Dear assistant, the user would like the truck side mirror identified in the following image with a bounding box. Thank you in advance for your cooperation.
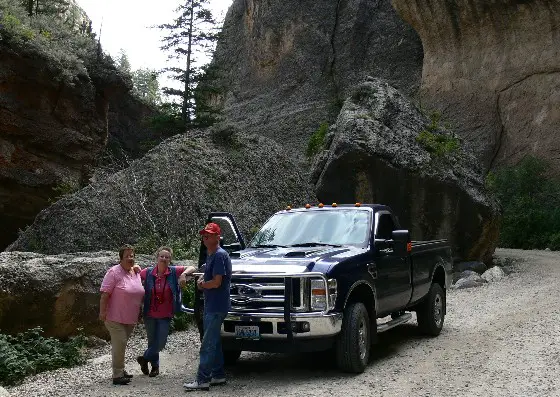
[392,230,410,257]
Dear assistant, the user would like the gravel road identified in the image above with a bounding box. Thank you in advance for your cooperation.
[7,248,560,397]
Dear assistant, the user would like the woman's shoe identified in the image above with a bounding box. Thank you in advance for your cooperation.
[112,376,131,385]
[137,356,149,375]
[149,366,159,377]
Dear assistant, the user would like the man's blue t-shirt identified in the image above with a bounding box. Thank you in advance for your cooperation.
[203,247,232,313]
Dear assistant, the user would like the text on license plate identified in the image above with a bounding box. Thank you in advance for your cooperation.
[234,325,260,339]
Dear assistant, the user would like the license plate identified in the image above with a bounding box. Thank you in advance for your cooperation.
[234,325,260,340]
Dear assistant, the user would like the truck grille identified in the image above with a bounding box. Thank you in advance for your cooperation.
[229,276,304,312]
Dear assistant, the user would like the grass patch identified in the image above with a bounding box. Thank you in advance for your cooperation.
[306,122,329,158]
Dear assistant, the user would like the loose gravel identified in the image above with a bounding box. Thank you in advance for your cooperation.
[7,248,560,397]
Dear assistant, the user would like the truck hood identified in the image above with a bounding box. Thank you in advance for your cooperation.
[229,245,366,274]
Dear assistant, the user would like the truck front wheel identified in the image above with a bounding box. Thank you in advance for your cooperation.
[335,302,370,373]
[416,283,445,336]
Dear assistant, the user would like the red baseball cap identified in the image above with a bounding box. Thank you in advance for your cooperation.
[199,222,221,235]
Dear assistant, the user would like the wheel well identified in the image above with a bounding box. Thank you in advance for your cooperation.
[433,265,446,290]
[345,283,375,324]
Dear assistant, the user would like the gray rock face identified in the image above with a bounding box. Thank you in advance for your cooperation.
[205,0,422,155]
[311,79,500,264]
[0,251,194,338]
[0,43,129,251]
[392,0,560,173]
[7,128,315,254]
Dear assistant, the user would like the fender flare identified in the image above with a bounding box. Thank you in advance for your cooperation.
[343,280,378,314]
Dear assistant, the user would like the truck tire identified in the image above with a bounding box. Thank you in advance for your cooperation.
[223,349,242,365]
[416,283,445,336]
[335,302,371,373]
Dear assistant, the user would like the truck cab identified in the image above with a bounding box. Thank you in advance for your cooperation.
[186,204,452,373]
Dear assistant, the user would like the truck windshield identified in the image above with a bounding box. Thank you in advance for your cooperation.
[249,209,371,248]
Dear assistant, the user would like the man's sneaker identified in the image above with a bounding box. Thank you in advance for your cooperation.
[210,378,227,386]
[183,380,210,391]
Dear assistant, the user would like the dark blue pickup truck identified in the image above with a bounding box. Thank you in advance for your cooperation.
[186,203,453,373]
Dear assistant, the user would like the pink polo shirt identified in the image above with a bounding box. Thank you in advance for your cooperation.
[100,264,145,324]
[140,266,185,319]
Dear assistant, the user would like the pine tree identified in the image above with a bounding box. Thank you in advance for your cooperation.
[132,68,161,105]
[157,0,220,126]
[116,49,132,75]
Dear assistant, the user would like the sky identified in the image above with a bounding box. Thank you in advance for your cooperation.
[77,0,233,88]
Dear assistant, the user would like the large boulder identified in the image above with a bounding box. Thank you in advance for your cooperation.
[311,78,500,264]
[0,42,129,251]
[0,251,194,338]
[202,0,423,155]
[7,127,315,254]
[392,0,560,173]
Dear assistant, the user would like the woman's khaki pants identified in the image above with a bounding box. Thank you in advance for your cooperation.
[105,320,135,378]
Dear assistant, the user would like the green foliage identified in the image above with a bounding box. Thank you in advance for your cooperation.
[416,111,459,157]
[0,327,87,386]
[134,233,199,261]
[306,122,329,158]
[148,102,184,136]
[487,156,560,250]
[0,0,110,84]
[49,180,79,203]
[170,282,197,333]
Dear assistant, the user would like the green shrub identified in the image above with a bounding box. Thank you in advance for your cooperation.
[306,122,329,158]
[170,281,197,333]
[135,234,199,261]
[416,129,459,157]
[0,327,87,386]
[486,156,560,250]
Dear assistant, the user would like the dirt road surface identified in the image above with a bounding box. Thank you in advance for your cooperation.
[8,248,560,397]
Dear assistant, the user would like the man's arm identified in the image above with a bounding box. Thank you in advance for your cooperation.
[197,274,223,289]
[99,292,110,321]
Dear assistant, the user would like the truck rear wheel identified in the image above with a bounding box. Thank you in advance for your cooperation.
[335,302,370,373]
[223,349,242,365]
[416,283,445,336]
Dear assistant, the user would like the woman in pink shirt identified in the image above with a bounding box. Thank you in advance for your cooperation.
[137,246,196,377]
[99,245,145,385]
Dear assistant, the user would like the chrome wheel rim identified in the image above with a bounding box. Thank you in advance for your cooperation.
[434,293,443,327]
[358,318,368,361]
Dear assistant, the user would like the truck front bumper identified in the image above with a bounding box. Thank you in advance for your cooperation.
[221,311,343,339]
[220,311,342,353]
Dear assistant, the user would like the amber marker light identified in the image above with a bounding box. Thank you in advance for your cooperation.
[355,202,361,207]
[332,203,338,207]
[305,204,311,209]
[318,203,324,208]
[286,205,292,211]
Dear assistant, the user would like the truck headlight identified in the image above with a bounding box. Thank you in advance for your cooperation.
[310,279,327,310]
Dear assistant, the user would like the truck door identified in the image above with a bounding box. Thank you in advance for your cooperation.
[373,212,411,315]
[198,212,246,267]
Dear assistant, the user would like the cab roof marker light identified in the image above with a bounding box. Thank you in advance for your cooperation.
[318,203,324,208]
[332,203,338,207]
[286,205,292,211]
[355,202,361,207]
[305,204,311,209]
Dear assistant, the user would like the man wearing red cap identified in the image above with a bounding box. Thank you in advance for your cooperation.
[184,222,232,391]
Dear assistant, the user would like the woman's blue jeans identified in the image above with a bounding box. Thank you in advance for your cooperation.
[143,316,171,367]
[197,312,227,383]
